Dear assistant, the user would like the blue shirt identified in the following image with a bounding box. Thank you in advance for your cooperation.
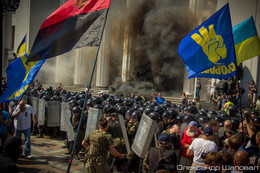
[155,96,165,104]
[222,99,227,107]
[0,111,11,134]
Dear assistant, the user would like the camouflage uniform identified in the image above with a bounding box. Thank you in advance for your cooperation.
[126,121,139,146]
[71,114,85,157]
[84,130,114,173]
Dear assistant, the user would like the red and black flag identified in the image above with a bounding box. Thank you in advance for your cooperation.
[27,0,111,62]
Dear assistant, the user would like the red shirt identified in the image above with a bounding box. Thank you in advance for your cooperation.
[181,129,202,158]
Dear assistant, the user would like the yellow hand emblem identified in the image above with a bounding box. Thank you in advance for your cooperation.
[191,25,226,64]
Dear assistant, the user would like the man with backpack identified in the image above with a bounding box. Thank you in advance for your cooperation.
[146,133,177,173]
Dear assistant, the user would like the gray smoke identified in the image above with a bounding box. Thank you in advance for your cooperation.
[109,0,194,98]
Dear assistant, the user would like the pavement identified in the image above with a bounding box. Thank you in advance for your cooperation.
[17,135,86,173]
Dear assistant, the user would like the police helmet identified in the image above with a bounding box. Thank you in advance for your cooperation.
[214,116,224,123]
[54,96,62,102]
[94,104,103,110]
[107,107,117,114]
[228,106,238,116]
[148,112,160,121]
[162,111,171,119]
[150,102,158,107]
[144,107,154,115]
[187,105,198,114]
[46,86,53,92]
[168,109,178,119]
[231,118,239,130]
[72,106,81,114]
[131,111,141,120]
[103,104,113,114]
[117,106,127,115]
[86,99,93,107]
[77,99,84,107]
[198,111,207,117]
[42,95,50,101]
[134,96,142,102]
[198,116,209,127]
[53,90,60,96]
[138,107,145,114]
[183,115,195,123]
[69,99,78,107]
[154,106,164,116]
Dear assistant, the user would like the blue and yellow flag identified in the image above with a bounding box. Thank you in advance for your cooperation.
[191,16,260,79]
[0,53,46,103]
[178,4,237,79]
[233,16,260,65]
[16,35,26,57]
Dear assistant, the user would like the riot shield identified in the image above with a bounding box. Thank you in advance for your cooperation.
[118,114,131,154]
[60,102,69,131]
[29,97,39,121]
[131,113,157,158]
[60,102,74,141]
[46,101,61,127]
[84,107,102,138]
[38,99,46,126]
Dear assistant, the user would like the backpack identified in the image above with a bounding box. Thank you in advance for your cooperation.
[155,148,175,172]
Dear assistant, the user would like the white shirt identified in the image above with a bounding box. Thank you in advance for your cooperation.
[210,85,216,94]
[189,138,217,165]
[13,104,36,130]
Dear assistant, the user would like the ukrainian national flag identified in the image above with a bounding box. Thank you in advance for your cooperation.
[16,35,26,57]
[0,53,46,103]
[178,4,237,79]
[233,16,260,65]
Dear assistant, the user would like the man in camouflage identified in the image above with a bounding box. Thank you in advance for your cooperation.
[71,106,86,160]
[126,113,139,146]
[82,119,125,173]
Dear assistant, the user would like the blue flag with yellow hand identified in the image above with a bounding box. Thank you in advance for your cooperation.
[0,53,46,103]
[178,4,237,79]
[192,16,260,79]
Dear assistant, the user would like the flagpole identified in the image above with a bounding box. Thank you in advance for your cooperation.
[226,3,245,140]
[66,4,111,173]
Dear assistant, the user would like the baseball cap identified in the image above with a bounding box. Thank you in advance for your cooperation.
[158,133,171,144]
[203,126,213,136]
[189,121,198,127]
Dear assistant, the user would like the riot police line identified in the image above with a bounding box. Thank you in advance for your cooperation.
[21,86,260,173]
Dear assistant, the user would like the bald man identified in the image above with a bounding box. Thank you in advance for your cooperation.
[12,101,37,159]
[233,151,249,172]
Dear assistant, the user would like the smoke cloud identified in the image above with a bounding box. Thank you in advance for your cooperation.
[109,0,194,98]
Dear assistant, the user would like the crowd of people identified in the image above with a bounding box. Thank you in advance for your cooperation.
[0,79,260,173]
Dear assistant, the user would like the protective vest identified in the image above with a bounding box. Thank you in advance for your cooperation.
[88,130,109,158]
[224,102,234,113]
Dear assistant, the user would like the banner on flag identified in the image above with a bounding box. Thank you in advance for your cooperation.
[27,0,111,62]
[178,4,237,79]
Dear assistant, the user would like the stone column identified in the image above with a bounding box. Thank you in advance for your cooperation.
[95,33,109,88]
[121,0,132,82]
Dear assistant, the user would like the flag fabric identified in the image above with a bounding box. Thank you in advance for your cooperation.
[0,53,46,103]
[178,4,237,79]
[27,0,111,62]
[191,16,260,79]
[16,34,26,57]
[233,16,260,65]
